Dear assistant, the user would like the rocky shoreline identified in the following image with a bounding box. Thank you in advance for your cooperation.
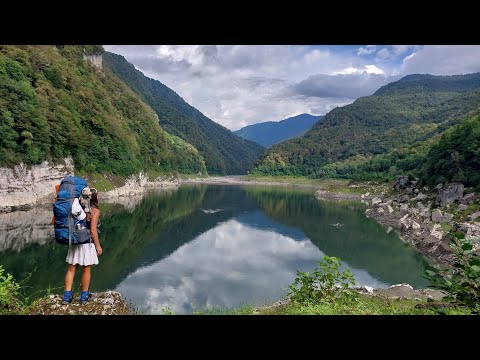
[315,176,480,266]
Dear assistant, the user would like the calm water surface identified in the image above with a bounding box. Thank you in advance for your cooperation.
[0,184,430,314]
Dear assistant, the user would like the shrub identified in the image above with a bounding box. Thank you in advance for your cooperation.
[288,256,356,304]
[426,234,480,308]
[0,265,21,314]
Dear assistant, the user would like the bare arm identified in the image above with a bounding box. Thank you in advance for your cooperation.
[90,208,102,255]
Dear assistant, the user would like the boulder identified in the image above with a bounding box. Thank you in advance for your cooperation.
[394,175,410,192]
[457,204,468,211]
[461,193,476,205]
[399,195,410,203]
[431,209,443,222]
[436,183,464,206]
[442,213,453,223]
[413,193,427,201]
[469,212,480,221]
[371,197,382,205]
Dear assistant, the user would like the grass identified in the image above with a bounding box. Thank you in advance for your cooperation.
[75,171,125,192]
[440,223,453,232]
[197,294,473,315]
[245,175,389,195]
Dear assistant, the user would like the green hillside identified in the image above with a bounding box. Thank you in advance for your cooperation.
[253,73,480,179]
[0,45,206,175]
[103,52,265,175]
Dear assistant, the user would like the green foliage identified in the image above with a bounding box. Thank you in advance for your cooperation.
[254,73,480,182]
[0,265,21,314]
[103,52,265,175]
[0,45,206,176]
[288,256,356,304]
[425,235,480,308]
[420,115,480,188]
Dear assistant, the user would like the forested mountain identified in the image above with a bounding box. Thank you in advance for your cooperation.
[235,113,321,147]
[419,114,480,187]
[103,52,265,175]
[0,45,206,175]
[253,73,480,181]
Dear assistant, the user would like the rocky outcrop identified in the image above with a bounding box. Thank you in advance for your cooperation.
[436,183,464,206]
[100,172,180,202]
[83,53,103,69]
[0,158,74,213]
[28,291,132,315]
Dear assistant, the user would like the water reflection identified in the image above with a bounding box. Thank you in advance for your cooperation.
[0,184,430,312]
[116,215,388,314]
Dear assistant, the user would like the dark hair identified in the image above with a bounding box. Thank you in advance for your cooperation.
[90,190,99,209]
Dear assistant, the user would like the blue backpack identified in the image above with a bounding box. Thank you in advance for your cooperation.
[53,176,91,245]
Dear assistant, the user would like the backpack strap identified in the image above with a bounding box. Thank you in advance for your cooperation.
[68,186,73,249]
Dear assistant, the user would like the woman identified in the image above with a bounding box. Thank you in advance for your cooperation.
[62,188,103,303]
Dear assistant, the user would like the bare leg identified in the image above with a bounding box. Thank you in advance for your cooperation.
[64,264,77,291]
[80,265,92,292]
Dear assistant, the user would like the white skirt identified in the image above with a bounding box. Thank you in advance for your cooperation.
[66,243,99,266]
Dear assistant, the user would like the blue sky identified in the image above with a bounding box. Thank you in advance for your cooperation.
[104,45,480,130]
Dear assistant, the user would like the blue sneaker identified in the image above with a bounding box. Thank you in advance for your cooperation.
[63,290,73,304]
[80,291,97,303]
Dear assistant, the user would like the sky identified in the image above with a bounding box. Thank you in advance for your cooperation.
[104,45,480,131]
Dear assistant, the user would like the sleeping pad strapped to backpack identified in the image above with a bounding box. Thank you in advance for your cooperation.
[53,176,91,245]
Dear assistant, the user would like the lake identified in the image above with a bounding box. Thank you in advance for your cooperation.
[0,184,430,314]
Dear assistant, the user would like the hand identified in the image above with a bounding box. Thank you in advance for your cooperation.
[96,245,103,256]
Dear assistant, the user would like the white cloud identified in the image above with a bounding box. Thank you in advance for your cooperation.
[376,47,391,60]
[293,72,397,99]
[357,45,376,55]
[399,45,480,75]
[115,219,386,314]
[104,45,480,130]
[333,64,384,75]
[391,45,413,56]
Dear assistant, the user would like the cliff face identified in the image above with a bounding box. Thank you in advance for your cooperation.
[83,53,103,69]
[0,158,74,213]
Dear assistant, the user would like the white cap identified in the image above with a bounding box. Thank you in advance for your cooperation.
[71,198,86,221]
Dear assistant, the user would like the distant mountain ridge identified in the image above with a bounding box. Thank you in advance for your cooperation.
[103,52,265,175]
[235,113,321,147]
[253,72,480,178]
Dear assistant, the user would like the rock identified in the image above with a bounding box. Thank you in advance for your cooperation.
[399,195,410,203]
[364,286,374,294]
[413,193,427,201]
[436,183,444,191]
[387,205,394,214]
[432,209,443,222]
[436,183,464,206]
[423,186,430,192]
[27,291,131,315]
[394,175,410,192]
[377,207,385,214]
[400,204,409,212]
[462,193,475,204]
[414,188,419,194]
[458,204,468,211]
[469,212,480,221]
[411,221,421,230]
[389,283,414,290]
[430,224,444,240]
[420,210,431,218]
[442,213,453,223]
[365,192,370,197]
[371,197,382,205]
[387,226,393,234]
